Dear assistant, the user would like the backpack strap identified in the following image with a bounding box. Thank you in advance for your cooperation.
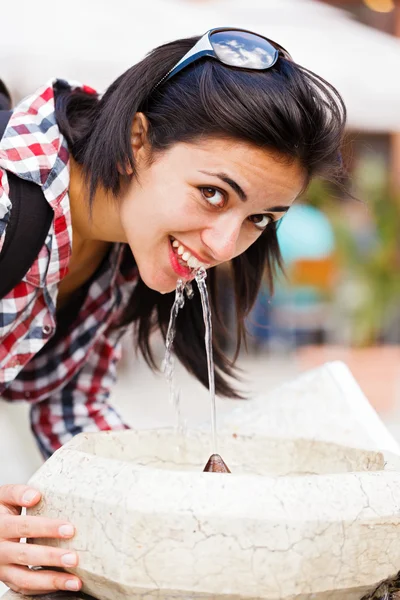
[0,110,54,299]
[0,110,12,133]
[0,80,11,111]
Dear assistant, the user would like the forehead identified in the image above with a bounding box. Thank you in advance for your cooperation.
[174,137,306,203]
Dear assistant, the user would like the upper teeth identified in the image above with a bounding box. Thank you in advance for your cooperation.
[171,238,206,270]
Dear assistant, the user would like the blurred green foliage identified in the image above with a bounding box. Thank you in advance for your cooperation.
[305,179,400,346]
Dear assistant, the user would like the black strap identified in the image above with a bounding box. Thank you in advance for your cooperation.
[0,110,54,299]
[0,80,11,111]
[0,110,12,134]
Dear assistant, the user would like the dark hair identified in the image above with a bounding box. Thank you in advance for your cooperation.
[55,35,346,397]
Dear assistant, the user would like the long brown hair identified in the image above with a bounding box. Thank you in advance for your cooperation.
[55,35,346,397]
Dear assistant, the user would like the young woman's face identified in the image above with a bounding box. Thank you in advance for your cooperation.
[119,137,305,293]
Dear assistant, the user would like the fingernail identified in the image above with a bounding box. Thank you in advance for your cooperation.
[65,580,80,591]
[22,490,39,504]
[59,524,75,538]
[61,553,77,567]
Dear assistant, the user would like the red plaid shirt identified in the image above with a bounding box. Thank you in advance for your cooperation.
[0,80,138,458]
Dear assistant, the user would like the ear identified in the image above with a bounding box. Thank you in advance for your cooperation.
[126,112,150,174]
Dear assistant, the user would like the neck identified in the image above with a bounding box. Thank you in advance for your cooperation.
[68,157,127,247]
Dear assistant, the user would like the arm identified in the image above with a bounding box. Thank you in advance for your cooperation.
[30,329,130,459]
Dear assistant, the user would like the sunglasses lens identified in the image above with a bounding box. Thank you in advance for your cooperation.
[210,30,279,70]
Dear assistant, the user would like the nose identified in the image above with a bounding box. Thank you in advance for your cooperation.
[201,215,242,263]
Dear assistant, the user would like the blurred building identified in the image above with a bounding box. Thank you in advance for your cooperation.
[321,0,396,32]
[320,0,400,192]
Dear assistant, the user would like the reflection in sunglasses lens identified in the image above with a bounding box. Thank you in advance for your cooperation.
[210,31,278,69]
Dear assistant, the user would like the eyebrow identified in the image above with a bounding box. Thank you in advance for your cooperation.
[198,170,248,201]
[268,205,290,213]
[198,170,291,213]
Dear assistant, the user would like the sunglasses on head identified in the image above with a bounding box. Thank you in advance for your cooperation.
[153,27,292,91]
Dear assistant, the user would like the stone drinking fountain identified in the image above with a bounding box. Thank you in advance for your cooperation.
[4,361,400,600]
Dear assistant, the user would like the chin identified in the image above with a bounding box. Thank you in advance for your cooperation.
[138,266,177,295]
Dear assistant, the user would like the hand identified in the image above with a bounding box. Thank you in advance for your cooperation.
[0,484,82,596]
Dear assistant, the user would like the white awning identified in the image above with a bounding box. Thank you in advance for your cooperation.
[0,0,211,97]
[1,0,399,132]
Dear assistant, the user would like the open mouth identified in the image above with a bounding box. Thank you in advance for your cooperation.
[169,236,208,271]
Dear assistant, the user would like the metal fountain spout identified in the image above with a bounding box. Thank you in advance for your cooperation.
[203,453,231,473]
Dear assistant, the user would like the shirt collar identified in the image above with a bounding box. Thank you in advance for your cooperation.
[0,78,87,208]
[0,79,96,282]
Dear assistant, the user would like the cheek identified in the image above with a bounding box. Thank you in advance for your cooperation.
[232,227,262,258]
[121,176,208,240]
[164,191,205,229]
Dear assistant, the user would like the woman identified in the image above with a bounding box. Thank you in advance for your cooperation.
[0,29,345,595]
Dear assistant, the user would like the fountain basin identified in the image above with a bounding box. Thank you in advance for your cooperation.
[26,362,400,600]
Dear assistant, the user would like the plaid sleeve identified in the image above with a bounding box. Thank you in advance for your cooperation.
[29,328,130,459]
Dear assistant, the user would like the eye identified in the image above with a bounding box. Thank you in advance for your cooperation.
[248,214,272,231]
[200,187,226,209]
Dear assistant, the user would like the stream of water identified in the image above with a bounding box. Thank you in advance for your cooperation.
[162,279,186,437]
[163,269,218,455]
[194,267,218,455]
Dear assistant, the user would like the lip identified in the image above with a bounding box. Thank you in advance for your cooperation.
[171,237,211,266]
[168,241,194,279]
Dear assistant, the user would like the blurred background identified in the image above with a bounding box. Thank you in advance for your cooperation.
[1,0,400,484]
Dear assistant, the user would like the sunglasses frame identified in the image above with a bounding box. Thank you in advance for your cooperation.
[154,27,292,91]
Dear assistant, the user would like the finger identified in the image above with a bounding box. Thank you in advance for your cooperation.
[0,541,79,569]
[0,485,41,511]
[0,564,82,595]
[0,515,75,541]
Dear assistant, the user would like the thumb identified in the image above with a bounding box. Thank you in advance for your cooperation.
[0,485,41,509]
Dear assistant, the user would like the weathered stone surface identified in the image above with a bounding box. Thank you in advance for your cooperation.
[3,593,85,599]
[216,361,400,469]
[22,361,400,600]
